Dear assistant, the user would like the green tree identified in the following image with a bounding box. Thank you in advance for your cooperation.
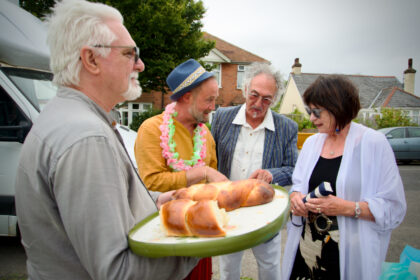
[374,107,418,129]
[20,0,55,18]
[21,0,215,109]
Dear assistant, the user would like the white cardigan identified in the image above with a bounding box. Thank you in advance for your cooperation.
[282,122,407,280]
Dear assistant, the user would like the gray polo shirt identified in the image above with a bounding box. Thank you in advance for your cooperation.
[15,87,197,279]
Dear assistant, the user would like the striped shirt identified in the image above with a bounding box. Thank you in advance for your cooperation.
[211,105,298,186]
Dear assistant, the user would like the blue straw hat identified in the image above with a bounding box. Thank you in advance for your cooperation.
[166,59,214,101]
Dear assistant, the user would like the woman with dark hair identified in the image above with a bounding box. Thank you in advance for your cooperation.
[282,75,406,280]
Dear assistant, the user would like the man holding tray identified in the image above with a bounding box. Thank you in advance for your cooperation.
[135,59,228,279]
[15,0,198,279]
[211,62,298,280]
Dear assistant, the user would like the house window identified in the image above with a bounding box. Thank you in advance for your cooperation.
[208,63,221,87]
[237,65,246,89]
[143,103,152,111]
[118,102,153,126]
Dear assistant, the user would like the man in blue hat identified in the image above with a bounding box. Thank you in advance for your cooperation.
[135,58,227,191]
[134,59,228,279]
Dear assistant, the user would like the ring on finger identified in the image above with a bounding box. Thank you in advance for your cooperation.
[317,207,321,214]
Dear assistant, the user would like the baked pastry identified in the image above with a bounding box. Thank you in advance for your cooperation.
[172,179,275,211]
[160,199,228,237]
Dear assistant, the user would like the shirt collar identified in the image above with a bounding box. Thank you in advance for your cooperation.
[232,104,275,131]
[58,86,116,127]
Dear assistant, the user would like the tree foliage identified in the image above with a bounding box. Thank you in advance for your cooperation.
[20,0,55,18]
[374,108,418,129]
[21,0,215,108]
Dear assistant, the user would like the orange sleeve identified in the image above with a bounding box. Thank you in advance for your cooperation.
[134,115,187,192]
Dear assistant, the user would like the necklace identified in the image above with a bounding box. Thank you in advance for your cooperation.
[159,102,207,171]
[326,136,337,156]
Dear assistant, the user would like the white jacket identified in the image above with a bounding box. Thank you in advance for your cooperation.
[282,122,407,280]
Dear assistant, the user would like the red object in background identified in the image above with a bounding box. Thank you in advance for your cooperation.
[183,257,212,280]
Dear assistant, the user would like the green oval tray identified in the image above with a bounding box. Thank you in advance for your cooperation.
[128,185,290,258]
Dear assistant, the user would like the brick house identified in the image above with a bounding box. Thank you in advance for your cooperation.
[117,32,269,126]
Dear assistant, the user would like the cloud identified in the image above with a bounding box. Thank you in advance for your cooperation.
[202,0,420,96]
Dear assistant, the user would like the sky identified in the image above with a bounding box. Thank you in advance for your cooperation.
[201,0,420,96]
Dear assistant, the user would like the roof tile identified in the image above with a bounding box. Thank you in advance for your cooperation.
[203,32,269,64]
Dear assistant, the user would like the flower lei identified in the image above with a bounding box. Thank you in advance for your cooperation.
[159,102,207,171]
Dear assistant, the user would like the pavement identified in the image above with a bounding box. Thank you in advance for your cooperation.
[211,225,288,280]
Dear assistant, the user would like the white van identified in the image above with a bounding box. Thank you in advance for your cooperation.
[0,1,138,237]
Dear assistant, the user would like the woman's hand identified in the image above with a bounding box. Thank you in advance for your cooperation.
[305,195,353,216]
[290,191,308,217]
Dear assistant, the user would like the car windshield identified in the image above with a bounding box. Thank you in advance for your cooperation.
[2,67,57,112]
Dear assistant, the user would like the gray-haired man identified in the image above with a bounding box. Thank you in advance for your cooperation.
[211,62,298,280]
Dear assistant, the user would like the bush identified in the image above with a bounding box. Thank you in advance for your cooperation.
[374,108,418,129]
[129,108,163,132]
[285,109,316,131]
[205,122,211,131]
[356,108,419,129]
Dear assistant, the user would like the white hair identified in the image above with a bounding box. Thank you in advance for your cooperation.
[242,62,284,106]
[46,0,123,86]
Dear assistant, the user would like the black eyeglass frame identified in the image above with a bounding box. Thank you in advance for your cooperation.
[305,106,325,118]
[93,45,139,63]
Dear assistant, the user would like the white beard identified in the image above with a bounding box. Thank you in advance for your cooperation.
[122,74,142,101]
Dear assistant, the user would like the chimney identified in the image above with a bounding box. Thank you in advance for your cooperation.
[403,58,416,95]
[292,58,302,75]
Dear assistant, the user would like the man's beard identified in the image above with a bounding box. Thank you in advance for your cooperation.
[250,105,263,119]
[189,104,208,123]
[122,73,142,101]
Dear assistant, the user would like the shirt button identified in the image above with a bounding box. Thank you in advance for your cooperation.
[250,133,253,136]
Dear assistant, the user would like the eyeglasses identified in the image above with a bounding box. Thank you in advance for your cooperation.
[248,91,274,106]
[305,106,325,118]
[93,45,139,63]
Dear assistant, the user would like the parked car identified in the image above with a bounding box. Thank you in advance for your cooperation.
[378,126,420,162]
[0,1,138,237]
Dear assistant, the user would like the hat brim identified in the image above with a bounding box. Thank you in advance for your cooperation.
[170,72,214,101]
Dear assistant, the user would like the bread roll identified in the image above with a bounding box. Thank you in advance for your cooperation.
[160,199,228,237]
[172,179,275,212]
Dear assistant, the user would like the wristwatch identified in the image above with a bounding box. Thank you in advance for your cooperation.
[354,202,361,219]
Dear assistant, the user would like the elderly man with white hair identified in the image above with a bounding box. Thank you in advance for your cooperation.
[211,62,298,280]
[15,0,198,279]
